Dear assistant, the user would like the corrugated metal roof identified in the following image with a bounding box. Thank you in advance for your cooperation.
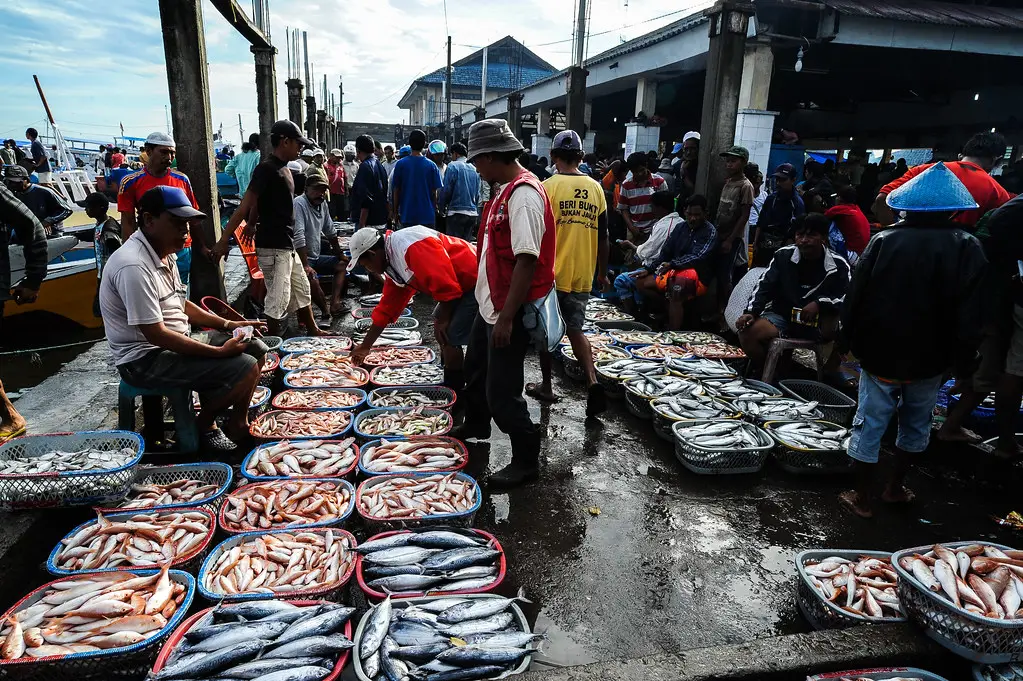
[825,0,1023,30]
[418,64,555,91]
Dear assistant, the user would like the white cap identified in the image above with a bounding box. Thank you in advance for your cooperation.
[682,131,701,143]
[287,160,303,171]
[347,228,383,272]
[300,148,315,158]
[344,143,357,154]
[146,131,176,147]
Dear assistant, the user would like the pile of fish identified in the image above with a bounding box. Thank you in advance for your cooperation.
[287,366,369,388]
[836,677,925,681]
[608,330,671,346]
[624,374,704,399]
[0,447,137,475]
[250,385,271,407]
[357,593,541,681]
[283,337,354,353]
[372,364,445,386]
[117,477,221,510]
[262,352,280,374]
[560,332,614,348]
[360,293,384,306]
[201,529,356,597]
[803,554,902,619]
[221,480,353,532]
[371,389,453,409]
[359,474,478,520]
[358,408,452,437]
[978,664,1023,681]
[629,344,692,361]
[354,328,424,347]
[357,529,502,595]
[250,409,352,439]
[733,398,821,420]
[281,350,354,372]
[273,389,364,410]
[769,421,848,451]
[673,420,768,450]
[704,379,777,401]
[153,601,354,681]
[0,567,186,660]
[52,510,211,571]
[899,543,1023,620]
[244,439,358,478]
[584,308,634,322]
[561,345,631,363]
[666,356,737,380]
[685,341,746,359]
[667,331,725,346]
[596,358,668,382]
[652,395,736,421]
[361,439,465,474]
[364,347,434,366]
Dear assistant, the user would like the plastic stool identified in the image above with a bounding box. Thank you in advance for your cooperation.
[117,381,200,453]
[760,338,824,384]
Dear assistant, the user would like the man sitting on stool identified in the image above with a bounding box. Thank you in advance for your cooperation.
[100,186,268,451]
[736,213,850,372]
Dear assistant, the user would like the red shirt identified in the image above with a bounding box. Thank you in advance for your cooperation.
[118,168,200,247]
[325,160,346,195]
[881,161,1013,228]
[825,203,871,254]
[110,152,125,167]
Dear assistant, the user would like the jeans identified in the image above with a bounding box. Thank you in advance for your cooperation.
[614,269,645,304]
[847,371,944,464]
[446,213,478,241]
[462,311,537,437]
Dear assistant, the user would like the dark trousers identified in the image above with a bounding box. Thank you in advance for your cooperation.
[446,213,478,241]
[462,310,536,437]
[329,195,348,222]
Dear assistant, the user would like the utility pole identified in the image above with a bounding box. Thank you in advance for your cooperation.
[303,31,316,142]
[446,36,453,144]
[480,47,488,119]
[286,28,304,128]
[316,74,327,145]
[238,114,243,143]
[566,0,589,135]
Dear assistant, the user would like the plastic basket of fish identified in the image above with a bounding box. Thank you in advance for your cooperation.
[671,419,773,475]
[241,438,360,481]
[625,344,693,363]
[356,472,482,532]
[193,386,272,420]
[280,350,354,373]
[272,387,367,411]
[369,364,445,387]
[363,346,437,367]
[559,344,631,382]
[219,478,356,534]
[249,408,354,442]
[766,420,851,475]
[46,508,216,576]
[359,437,468,476]
[367,386,457,410]
[150,600,354,681]
[260,352,280,387]
[354,317,420,332]
[974,663,1023,681]
[0,430,144,511]
[666,356,738,381]
[352,593,539,681]
[354,407,453,440]
[731,397,825,425]
[684,341,747,365]
[280,335,354,354]
[197,527,358,603]
[666,331,727,347]
[0,568,195,681]
[284,366,371,389]
[703,378,783,400]
[608,330,671,347]
[780,379,857,427]
[353,306,411,320]
[623,374,706,420]
[355,528,506,601]
[892,541,1023,663]
[795,550,906,631]
[650,394,740,440]
[260,335,284,352]
[806,668,949,681]
[595,358,668,399]
[354,327,424,348]
[592,320,651,331]
[98,461,233,515]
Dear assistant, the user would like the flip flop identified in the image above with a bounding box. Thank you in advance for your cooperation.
[0,425,26,444]
[525,382,560,403]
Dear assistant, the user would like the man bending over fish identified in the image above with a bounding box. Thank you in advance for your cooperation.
[100,186,268,451]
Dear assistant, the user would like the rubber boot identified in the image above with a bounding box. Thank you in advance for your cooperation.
[449,421,492,441]
[444,369,466,412]
[489,429,541,489]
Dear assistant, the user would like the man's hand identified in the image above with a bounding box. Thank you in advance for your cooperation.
[736,313,755,331]
[800,301,820,325]
[211,240,231,261]
[351,345,370,365]
[434,317,450,347]
[218,336,249,357]
[225,319,268,334]
[305,265,316,278]
[12,285,38,305]
[492,315,513,349]
[720,236,734,254]
[597,274,610,291]
[241,220,256,242]
[198,246,214,261]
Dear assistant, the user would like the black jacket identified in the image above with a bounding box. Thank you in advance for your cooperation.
[976,194,1023,327]
[842,220,988,381]
[0,184,48,300]
[746,245,851,317]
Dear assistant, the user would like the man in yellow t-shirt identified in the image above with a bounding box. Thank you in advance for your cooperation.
[525,130,609,417]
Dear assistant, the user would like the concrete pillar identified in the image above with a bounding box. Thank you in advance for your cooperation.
[584,102,593,129]
[625,122,660,158]
[635,77,657,117]
[738,41,773,111]
[531,135,552,160]
[537,108,551,136]
[566,65,588,134]
[305,96,316,143]
[251,46,278,159]
[316,111,327,148]
[734,109,778,178]
[507,93,524,142]
[158,0,224,303]
[696,0,755,211]
[286,78,304,131]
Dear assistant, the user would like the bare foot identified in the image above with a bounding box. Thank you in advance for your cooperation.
[937,426,983,443]
[881,486,915,504]
[525,382,559,403]
[305,326,330,337]
[839,490,873,518]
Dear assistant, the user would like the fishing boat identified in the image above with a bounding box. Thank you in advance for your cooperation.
[6,228,100,329]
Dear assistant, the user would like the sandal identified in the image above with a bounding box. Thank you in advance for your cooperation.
[525,382,559,403]
[202,429,237,452]
[0,425,26,444]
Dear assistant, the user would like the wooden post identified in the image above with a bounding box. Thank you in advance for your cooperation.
[251,46,278,158]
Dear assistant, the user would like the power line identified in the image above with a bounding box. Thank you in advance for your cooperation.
[531,7,690,48]
[346,43,448,110]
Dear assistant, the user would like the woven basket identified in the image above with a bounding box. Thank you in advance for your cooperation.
[355,472,481,533]
[283,367,370,389]
[795,549,905,630]
[353,407,452,440]
[280,336,354,354]
[239,439,360,482]
[271,388,367,411]
[260,352,280,387]
[354,317,420,332]
[218,478,355,534]
[358,436,468,476]
[367,386,456,410]
[672,419,772,475]
[779,379,857,427]
[765,420,852,475]
[98,462,233,515]
[650,398,740,441]
[352,306,411,319]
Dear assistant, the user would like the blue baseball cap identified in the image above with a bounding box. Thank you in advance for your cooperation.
[139,186,206,219]
[428,139,447,155]
[672,142,684,154]
[886,161,979,212]
[398,145,411,158]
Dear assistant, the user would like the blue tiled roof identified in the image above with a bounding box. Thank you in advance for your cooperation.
[418,64,554,91]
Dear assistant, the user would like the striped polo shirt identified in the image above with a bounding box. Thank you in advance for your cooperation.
[617,174,667,234]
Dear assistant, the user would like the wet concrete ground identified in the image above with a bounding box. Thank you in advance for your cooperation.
[3,280,1022,678]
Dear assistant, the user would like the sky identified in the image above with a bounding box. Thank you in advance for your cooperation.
[0,0,708,145]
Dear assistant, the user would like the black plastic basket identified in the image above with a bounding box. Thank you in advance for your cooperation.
[779,379,857,427]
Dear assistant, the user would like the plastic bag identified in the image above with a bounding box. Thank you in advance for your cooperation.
[521,285,565,354]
